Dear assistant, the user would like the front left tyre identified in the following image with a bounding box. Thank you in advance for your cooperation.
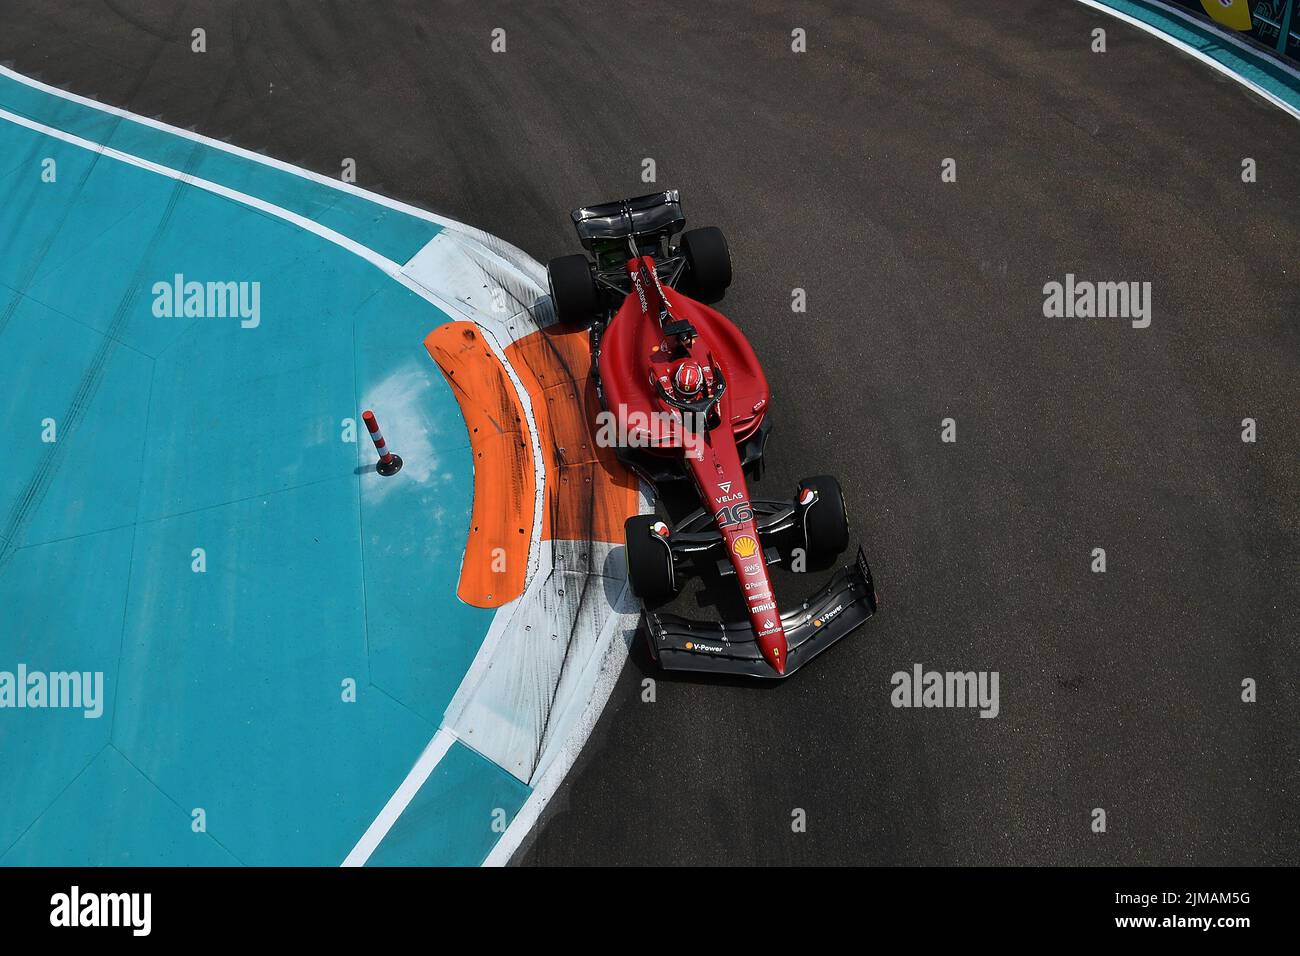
[547,253,598,324]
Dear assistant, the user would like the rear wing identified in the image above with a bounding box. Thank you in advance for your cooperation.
[571,190,685,253]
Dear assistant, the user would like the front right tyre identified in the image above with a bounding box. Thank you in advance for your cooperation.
[624,515,678,602]
[798,475,850,561]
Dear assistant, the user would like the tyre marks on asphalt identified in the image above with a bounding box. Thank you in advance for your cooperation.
[0,14,236,568]
[505,321,641,546]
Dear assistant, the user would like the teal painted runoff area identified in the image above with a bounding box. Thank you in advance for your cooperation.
[367,740,531,867]
[0,71,522,865]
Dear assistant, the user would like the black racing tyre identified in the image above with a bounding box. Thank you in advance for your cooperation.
[799,475,850,560]
[680,226,732,297]
[625,515,677,602]
[547,253,598,324]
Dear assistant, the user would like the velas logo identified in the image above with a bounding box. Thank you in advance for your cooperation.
[714,480,742,504]
[732,535,758,558]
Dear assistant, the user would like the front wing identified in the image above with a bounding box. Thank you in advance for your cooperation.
[645,548,878,678]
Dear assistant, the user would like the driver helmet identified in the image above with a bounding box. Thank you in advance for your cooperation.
[673,360,705,398]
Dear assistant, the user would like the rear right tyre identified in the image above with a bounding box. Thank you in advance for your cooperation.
[680,226,732,298]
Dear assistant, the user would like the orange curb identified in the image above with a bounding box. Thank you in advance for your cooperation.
[427,320,642,609]
[425,322,534,608]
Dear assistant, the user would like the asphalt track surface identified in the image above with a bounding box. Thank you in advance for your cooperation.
[2,0,1296,865]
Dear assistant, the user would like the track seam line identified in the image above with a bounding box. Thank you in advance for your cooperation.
[108,743,250,866]
[0,743,111,864]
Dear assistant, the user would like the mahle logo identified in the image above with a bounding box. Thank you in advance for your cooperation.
[152,273,261,328]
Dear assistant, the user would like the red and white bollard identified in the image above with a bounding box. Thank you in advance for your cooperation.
[362,409,403,476]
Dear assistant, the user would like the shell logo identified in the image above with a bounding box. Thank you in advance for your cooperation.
[685,642,694,650]
[732,535,758,559]
[1200,0,1251,31]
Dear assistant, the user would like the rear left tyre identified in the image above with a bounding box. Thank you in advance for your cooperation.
[547,253,598,324]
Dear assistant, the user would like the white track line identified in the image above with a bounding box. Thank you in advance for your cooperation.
[342,728,457,867]
[0,64,547,285]
[1071,0,1300,120]
[2,64,465,227]
[0,106,409,273]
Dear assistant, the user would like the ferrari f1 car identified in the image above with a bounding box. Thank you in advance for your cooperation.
[547,190,878,678]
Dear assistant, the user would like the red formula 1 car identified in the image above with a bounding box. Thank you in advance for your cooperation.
[547,190,877,678]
